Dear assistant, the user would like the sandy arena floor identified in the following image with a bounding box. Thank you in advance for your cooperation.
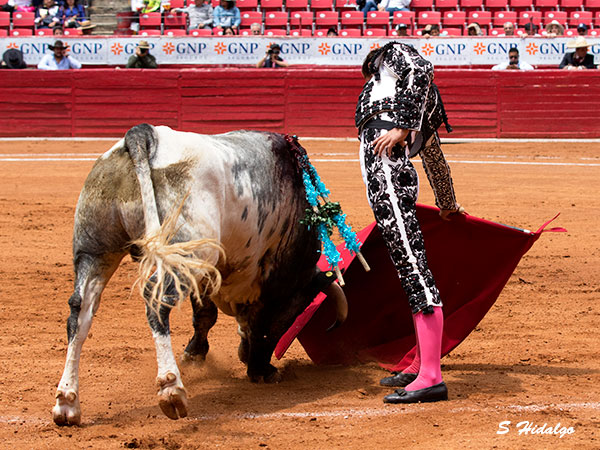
[0,138,598,449]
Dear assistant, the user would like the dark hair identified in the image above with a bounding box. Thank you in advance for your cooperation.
[361,41,398,80]
[509,47,519,55]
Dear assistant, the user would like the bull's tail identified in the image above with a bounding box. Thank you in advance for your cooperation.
[125,124,223,315]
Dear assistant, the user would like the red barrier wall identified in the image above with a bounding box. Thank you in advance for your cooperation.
[1,69,599,138]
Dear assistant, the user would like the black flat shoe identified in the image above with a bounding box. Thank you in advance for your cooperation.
[379,372,418,387]
[383,382,448,404]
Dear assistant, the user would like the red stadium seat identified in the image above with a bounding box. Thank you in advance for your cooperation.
[340,27,361,35]
[493,10,517,27]
[569,10,593,27]
[392,10,415,28]
[261,0,284,11]
[264,10,288,26]
[560,0,584,13]
[286,0,309,10]
[310,0,334,10]
[237,0,259,10]
[35,28,53,36]
[441,26,462,35]
[443,10,466,27]
[460,0,484,14]
[366,10,390,29]
[589,28,600,36]
[169,0,185,8]
[0,11,9,30]
[563,27,578,35]
[315,10,338,26]
[12,11,34,28]
[410,0,434,12]
[518,10,542,26]
[587,0,600,10]
[364,27,387,36]
[139,12,162,29]
[534,0,559,13]
[485,0,508,12]
[334,0,358,10]
[265,27,288,35]
[468,10,492,27]
[164,11,188,29]
[240,11,263,26]
[596,10,600,27]
[289,10,313,26]
[340,10,364,28]
[544,10,567,25]
[509,0,534,12]
[488,27,504,35]
[290,27,313,35]
[164,28,187,35]
[140,29,161,35]
[0,29,7,37]
[10,28,33,36]
[418,10,441,26]
[190,28,213,35]
[63,28,82,35]
[436,0,459,11]
[389,27,413,36]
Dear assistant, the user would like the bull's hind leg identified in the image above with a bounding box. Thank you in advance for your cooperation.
[181,294,218,363]
[53,253,121,426]
[145,278,189,420]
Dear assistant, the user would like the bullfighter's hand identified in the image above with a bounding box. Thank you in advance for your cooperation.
[373,128,409,157]
[440,204,466,221]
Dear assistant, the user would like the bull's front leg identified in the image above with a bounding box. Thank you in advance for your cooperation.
[146,293,188,420]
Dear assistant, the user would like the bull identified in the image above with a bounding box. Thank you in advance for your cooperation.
[52,124,348,426]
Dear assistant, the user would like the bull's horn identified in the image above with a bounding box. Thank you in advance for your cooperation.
[356,251,370,272]
[324,282,348,332]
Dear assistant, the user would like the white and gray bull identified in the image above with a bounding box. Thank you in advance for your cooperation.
[52,124,347,426]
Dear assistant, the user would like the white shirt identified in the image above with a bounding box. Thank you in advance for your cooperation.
[380,0,411,9]
[37,54,82,70]
[491,60,534,71]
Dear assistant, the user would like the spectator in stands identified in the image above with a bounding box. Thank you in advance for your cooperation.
[395,23,408,36]
[53,25,63,35]
[35,0,61,29]
[79,20,96,34]
[256,43,289,68]
[223,25,236,35]
[327,27,338,37]
[1,0,35,13]
[1,48,27,69]
[213,0,241,31]
[126,40,158,68]
[422,24,440,38]
[358,0,379,17]
[37,40,81,70]
[492,48,534,70]
[250,22,261,35]
[544,19,564,37]
[173,0,213,31]
[501,22,515,36]
[59,0,86,28]
[377,0,410,14]
[577,23,588,36]
[559,36,597,70]
[141,0,161,13]
[466,22,482,36]
[521,22,539,37]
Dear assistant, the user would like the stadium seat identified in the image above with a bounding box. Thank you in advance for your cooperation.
[264,10,288,26]
[560,0,584,13]
[241,11,263,27]
[493,10,517,27]
[596,10,600,27]
[261,0,284,11]
[340,10,364,28]
[139,12,162,30]
[0,11,9,30]
[237,0,259,10]
[389,27,413,36]
[169,0,185,8]
[164,11,187,29]
[315,10,338,27]
[35,28,53,36]
[509,0,534,12]
[589,28,599,36]
[364,27,387,36]
[534,0,559,13]
[366,10,390,29]
[485,0,508,12]
[289,10,314,26]
[190,28,213,35]
[488,26,504,35]
[563,27,577,35]
[443,10,466,27]
[265,27,288,35]
[140,29,161,35]
[587,0,600,11]
[12,11,35,29]
[441,27,462,35]
[518,10,542,26]
[468,10,492,28]
[10,28,34,36]
[435,0,459,11]
[340,27,361,35]
[63,28,82,35]
[290,27,313,35]
[165,28,187,36]
[460,0,484,14]
[334,0,358,10]
[569,10,593,27]
[392,10,415,28]
[0,29,7,37]
[418,11,441,26]
[310,0,334,10]
[286,0,309,11]
[543,10,567,25]
[410,0,433,12]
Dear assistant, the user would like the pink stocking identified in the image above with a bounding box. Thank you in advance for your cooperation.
[405,307,443,391]
[401,315,420,374]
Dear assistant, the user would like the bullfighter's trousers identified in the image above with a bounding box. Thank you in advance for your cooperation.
[359,127,443,315]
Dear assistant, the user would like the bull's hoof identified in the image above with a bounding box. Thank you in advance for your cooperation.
[156,372,188,420]
[52,389,81,426]
[181,351,206,365]
[264,370,282,384]
[248,365,281,384]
